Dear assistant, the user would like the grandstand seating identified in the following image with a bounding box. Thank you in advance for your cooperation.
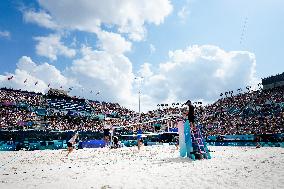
[0,85,283,148]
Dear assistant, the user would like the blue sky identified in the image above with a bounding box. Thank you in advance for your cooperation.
[0,0,283,111]
[130,0,284,78]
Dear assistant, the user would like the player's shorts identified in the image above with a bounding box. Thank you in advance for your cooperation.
[104,129,110,136]
[188,116,195,123]
[67,142,73,147]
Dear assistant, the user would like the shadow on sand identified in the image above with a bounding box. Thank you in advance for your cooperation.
[153,157,193,165]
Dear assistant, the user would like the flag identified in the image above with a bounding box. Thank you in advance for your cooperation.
[35,81,38,85]
[7,76,14,80]
[48,83,50,87]
[96,91,100,95]
[24,79,27,83]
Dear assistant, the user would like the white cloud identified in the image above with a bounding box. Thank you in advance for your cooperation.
[34,34,76,61]
[34,0,173,41]
[65,30,135,107]
[23,10,59,30]
[0,30,11,39]
[149,44,156,54]
[138,63,153,78]
[139,45,258,110]
[69,45,136,108]
[177,1,191,23]
[0,56,69,93]
[97,30,132,54]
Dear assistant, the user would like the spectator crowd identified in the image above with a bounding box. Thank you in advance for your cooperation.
[0,85,283,137]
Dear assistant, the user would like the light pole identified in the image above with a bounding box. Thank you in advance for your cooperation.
[135,76,144,113]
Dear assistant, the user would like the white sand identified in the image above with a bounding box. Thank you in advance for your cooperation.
[0,146,283,189]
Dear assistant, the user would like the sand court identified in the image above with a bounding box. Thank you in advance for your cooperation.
[0,146,283,189]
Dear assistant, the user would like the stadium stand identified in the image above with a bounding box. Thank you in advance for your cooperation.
[0,84,283,149]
